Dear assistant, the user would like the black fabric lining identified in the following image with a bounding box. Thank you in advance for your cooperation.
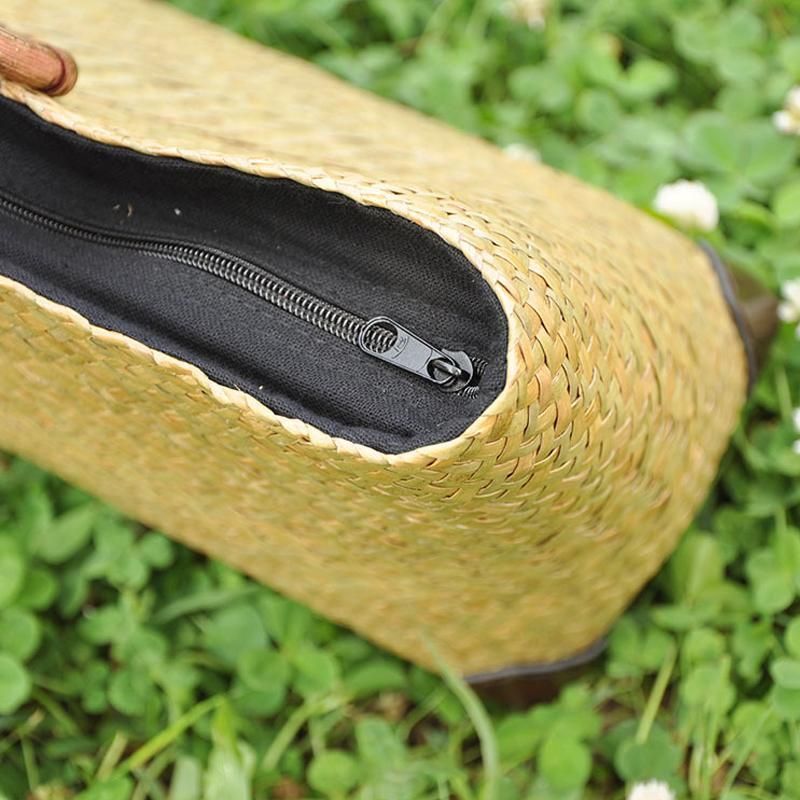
[0,97,507,454]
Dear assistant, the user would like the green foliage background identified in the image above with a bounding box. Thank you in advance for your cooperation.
[3,0,800,797]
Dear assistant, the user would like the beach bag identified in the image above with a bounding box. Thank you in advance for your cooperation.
[0,0,753,679]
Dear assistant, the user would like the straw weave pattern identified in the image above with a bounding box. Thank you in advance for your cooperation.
[0,0,746,673]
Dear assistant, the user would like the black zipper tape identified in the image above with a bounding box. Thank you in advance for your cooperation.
[0,190,482,395]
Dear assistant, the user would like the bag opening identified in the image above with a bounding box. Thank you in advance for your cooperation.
[0,96,508,454]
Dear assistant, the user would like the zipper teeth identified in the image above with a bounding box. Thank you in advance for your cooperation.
[461,358,487,398]
[0,194,397,354]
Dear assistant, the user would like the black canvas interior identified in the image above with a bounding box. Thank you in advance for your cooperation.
[0,97,508,454]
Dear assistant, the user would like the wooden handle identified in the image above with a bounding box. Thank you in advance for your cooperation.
[0,24,77,96]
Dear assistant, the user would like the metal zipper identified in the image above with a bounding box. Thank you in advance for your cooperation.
[0,192,484,394]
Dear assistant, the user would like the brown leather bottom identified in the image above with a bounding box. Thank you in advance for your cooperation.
[467,637,606,706]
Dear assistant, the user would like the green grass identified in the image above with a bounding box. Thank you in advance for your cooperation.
[3,0,800,797]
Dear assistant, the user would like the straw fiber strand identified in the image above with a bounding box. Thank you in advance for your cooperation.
[0,0,746,674]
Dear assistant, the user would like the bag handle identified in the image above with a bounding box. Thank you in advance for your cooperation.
[0,24,78,96]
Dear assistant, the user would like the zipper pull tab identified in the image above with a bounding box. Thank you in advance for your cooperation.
[358,317,476,392]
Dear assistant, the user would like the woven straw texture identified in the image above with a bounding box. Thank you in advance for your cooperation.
[0,0,747,675]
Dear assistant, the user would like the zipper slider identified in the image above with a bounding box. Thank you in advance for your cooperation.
[358,317,476,392]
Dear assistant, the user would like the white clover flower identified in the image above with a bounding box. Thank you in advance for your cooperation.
[773,110,799,134]
[504,142,541,163]
[627,780,676,800]
[778,278,800,324]
[653,180,719,232]
[503,0,549,29]
[773,86,800,135]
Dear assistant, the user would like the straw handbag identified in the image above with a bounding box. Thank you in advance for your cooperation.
[0,0,756,679]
